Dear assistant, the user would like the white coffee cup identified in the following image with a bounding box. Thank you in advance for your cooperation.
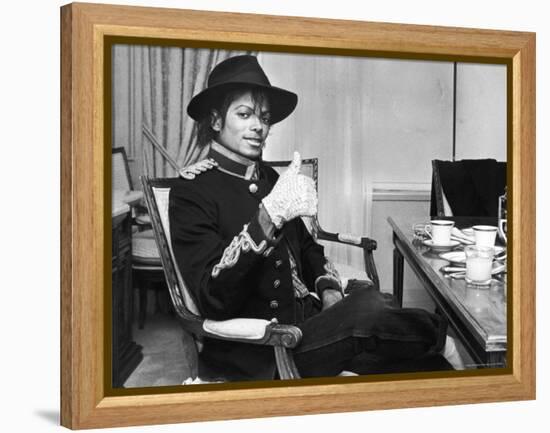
[425,220,454,245]
[473,225,498,248]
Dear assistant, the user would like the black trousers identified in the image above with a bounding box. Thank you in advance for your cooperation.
[292,283,452,378]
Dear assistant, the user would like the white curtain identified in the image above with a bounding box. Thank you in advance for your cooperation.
[259,53,374,270]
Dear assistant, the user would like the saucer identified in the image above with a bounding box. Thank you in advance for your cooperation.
[439,251,466,265]
[422,239,460,251]
[493,246,505,255]
[439,247,505,265]
[462,227,474,237]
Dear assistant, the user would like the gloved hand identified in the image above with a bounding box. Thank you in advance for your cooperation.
[262,151,318,229]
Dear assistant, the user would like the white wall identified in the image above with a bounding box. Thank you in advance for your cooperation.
[456,63,507,160]
[260,53,505,188]
[260,54,457,185]
[3,1,547,433]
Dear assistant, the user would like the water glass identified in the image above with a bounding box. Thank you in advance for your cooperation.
[465,245,494,286]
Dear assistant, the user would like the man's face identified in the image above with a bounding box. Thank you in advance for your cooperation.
[212,91,271,161]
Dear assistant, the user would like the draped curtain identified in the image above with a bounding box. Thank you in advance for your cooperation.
[112,45,254,178]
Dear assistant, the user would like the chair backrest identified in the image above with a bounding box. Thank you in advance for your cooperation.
[112,147,133,191]
[265,158,320,237]
[430,159,507,217]
[265,158,318,190]
[140,176,203,325]
[430,160,452,217]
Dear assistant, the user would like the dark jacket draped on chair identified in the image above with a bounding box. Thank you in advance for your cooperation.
[430,159,507,217]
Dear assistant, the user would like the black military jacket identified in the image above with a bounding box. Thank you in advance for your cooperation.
[169,147,329,381]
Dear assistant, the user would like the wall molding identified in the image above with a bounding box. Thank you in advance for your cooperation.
[372,182,431,201]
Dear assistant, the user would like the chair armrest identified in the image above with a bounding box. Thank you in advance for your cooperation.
[134,214,151,226]
[200,318,302,348]
[203,318,271,340]
[177,313,303,380]
[316,223,380,291]
[317,228,377,251]
[201,317,303,379]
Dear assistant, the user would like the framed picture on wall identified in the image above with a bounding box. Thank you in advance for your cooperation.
[61,3,535,429]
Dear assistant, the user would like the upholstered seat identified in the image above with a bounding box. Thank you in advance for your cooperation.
[132,229,160,264]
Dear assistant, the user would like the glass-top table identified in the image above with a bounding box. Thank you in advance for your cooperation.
[387,216,507,369]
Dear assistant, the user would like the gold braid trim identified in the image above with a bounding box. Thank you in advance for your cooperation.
[212,224,268,278]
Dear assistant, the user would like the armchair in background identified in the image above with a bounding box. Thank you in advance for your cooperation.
[112,147,151,228]
[430,159,507,218]
[112,147,166,329]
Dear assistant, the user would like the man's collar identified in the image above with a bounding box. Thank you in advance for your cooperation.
[208,141,260,180]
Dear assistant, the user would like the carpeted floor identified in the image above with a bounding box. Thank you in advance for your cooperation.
[124,314,196,388]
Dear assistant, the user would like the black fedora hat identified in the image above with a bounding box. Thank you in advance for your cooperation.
[187,55,298,125]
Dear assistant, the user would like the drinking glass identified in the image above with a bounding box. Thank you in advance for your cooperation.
[465,245,494,286]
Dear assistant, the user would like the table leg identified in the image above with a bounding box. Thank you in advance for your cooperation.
[486,352,507,369]
[393,247,404,307]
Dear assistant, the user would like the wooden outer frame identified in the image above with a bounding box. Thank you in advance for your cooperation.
[60,2,535,429]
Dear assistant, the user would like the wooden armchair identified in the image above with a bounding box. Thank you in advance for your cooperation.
[141,176,303,381]
[266,158,380,291]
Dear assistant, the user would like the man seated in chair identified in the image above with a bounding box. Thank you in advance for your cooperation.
[170,55,463,382]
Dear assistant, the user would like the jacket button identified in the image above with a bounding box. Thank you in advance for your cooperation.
[275,259,283,268]
[273,279,281,288]
[249,183,258,194]
[270,300,279,309]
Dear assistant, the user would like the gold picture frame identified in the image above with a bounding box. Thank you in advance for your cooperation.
[60,2,535,429]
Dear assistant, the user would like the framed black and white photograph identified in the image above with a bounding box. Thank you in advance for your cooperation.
[60,2,535,429]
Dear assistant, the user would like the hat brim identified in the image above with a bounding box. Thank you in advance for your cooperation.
[187,82,298,125]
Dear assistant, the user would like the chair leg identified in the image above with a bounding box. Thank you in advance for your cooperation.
[274,346,301,380]
[154,281,162,313]
[138,280,150,330]
[181,330,199,380]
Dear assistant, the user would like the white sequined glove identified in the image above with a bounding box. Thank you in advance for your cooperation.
[262,152,318,229]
